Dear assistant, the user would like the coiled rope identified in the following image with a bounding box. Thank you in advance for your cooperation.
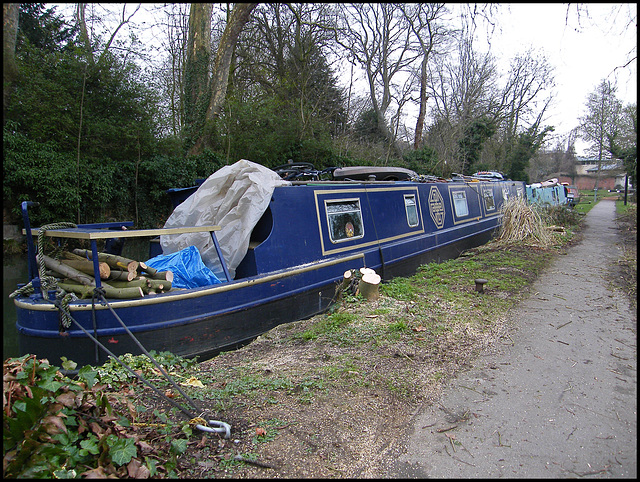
[9,222,78,328]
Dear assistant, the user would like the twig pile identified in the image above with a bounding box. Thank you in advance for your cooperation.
[496,197,553,247]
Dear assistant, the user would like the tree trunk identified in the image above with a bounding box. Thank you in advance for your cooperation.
[3,3,19,116]
[187,3,257,156]
[76,3,94,64]
[414,54,428,149]
[358,271,381,301]
[183,2,213,148]
[206,3,257,120]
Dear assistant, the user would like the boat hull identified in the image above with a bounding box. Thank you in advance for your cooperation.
[17,280,339,368]
[14,174,526,368]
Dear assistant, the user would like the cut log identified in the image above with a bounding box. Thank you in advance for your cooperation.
[341,269,354,290]
[107,268,137,282]
[150,270,173,282]
[62,251,89,261]
[138,261,158,277]
[72,248,139,275]
[359,271,381,301]
[57,281,144,300]
[42,255,99,287]
[105,279,171,292]
[59,259,111,280]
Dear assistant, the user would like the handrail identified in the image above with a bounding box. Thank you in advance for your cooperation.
[23,225,220,240]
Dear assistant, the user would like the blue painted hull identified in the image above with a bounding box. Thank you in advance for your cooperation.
[14,177,526,368]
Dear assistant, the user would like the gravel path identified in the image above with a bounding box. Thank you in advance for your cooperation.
[387,198,637,478]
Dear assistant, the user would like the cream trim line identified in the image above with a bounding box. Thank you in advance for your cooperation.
[13,253,365,312]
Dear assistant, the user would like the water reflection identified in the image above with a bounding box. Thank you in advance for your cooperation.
[3,254,28,359]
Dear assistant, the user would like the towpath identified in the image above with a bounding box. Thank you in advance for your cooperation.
[387,198,637,478]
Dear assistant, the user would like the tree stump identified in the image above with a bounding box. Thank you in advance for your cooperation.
[359,271,381,301]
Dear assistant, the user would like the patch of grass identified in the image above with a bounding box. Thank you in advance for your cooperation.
[380,276,421,300]
[296,312,358,341]
[251,418,286,444]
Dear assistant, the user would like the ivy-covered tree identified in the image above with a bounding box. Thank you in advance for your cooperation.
[607,103,637,190]
[220,3,347,167]
[506,124,554,182]
[458,117,496,175]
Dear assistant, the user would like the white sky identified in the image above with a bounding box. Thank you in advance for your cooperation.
[476,3,637,156]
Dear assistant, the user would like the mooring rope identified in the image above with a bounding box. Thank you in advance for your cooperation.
[54,292,231,438]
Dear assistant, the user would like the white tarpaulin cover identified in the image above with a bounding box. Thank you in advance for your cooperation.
[160,159,290,280]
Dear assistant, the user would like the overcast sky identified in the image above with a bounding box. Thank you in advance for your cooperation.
[476,3,637,156]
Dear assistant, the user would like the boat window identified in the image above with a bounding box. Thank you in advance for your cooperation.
[483,188,496,211]
[451,190,469,217]
[325,199,364,243]
[404,195,419,226]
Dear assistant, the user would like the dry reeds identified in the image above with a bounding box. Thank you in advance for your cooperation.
[495,196,554,247]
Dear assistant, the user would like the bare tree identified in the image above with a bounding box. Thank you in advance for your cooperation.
[155,4,190,137]
[579,79,623,198]
[426,33,498,171]
[495,49,555,146]
[335,3,423,160]
[75,3,142,65]
[399,3,449,150]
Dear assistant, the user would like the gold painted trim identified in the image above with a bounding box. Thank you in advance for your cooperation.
[13,253,365,312]
[314,186,425,256]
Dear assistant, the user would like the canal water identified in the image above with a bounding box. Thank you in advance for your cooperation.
[3,254,28,360]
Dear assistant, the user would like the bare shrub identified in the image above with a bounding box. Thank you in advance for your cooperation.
[496,197,553,247]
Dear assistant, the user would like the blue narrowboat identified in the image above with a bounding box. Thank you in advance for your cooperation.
[12,160,526,368]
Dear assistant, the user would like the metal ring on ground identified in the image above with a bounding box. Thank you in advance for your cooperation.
[195,420,231,439]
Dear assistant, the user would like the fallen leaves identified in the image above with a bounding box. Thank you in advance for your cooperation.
[180,376,205,388]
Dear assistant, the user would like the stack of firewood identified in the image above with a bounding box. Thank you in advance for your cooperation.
[42,249,174,300]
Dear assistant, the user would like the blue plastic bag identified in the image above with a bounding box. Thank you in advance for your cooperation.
[144,245,221,289]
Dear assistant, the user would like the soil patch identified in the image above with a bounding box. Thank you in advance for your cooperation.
[119,242,577,478]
